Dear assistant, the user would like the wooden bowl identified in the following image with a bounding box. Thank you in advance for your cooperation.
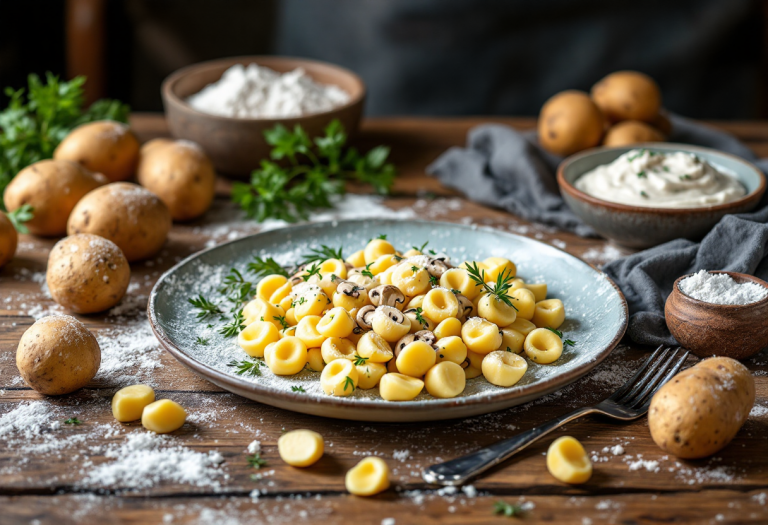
[161,56,366,177]
[557,143,766,248]
[665,271,768,359]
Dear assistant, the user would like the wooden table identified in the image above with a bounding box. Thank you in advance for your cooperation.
[1,115,767,524]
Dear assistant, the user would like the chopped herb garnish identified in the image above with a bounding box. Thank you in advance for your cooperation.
[679,174,692,180]
[637,170,647,178]
[450,289,461,295]
[361,262,375,279]
[219,268,254,310]
[493,500,524,518]
[248,453,267,469]
[411,265,420,273]
[505,346,512,352]
[427,249,437,255]
[343,375,355,392]
[465,262,518,310]
[414,307,428,327]
[412,241,429,253]
[376,234,387,241]
[291,385,306,393]
[302,263,322,282]
[195,337,209,346]
[247,257,289,279]
[428,274,439,287]
[273,315,289,330]
[353,354,369,366]
[640,190,649,198]
[300,244,344,266]
[228,358,264,377]
[7,204,34,233]
[64,417,81,425]
[545,327,576,347]
[662,166,670,172]
[188,295,222,320]
[219,309,246,337]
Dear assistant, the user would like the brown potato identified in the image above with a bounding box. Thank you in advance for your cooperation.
[54,120,140,182]
[3,159,107,236]
[0,212,18,269]
[67,182,171,262]
[538,91,604,156]
[591,71,662,123]
[648,357,755,459]
[47,234,131,314]
[16,314,101,395]
[137,139,216,221]
[603,120,665,147]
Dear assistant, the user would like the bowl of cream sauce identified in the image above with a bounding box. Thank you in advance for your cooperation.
[558,143,765,248]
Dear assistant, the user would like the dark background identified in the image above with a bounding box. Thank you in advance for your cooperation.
[0,0,766,118]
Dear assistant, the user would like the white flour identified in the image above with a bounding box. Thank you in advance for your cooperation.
[188,63,350,118]
[679,270,768,305]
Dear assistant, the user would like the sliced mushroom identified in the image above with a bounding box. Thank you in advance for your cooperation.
[456,294,475,321]
[394,334,416,357]
[394,330,437,357]
[344,262,355,270]
[336,280,363,298]
[378,305,405,324]
[414,330,437,347]
[369,285,405,308]
[425,258,449,278]
[356,305,376,331]
[460,357,470,369]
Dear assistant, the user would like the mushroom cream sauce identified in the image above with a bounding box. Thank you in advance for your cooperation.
[574,148,745,208]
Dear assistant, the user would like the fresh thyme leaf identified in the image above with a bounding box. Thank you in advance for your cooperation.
[343,375,355,392]
[247,256,289,279]
[300,244,344,265]
[64,417,81,425]
[428,274,439,287]
[220,309,246,337]
[544,327,576,347]
[564,339,576,347]
[195,337,209,346]
[188,295,222,320]
[465,262,517,310]
[414,307,427,327]
[679,174,692,180]
[450,289,461,295]
[0,73,130,208]
[640,190,649,198]
[412,241,429,253]
[219,268,254,310]
[361,262,375,279]
[248,453,267,469]
[493,500,523,517]
[410,265,419,273]
[303,262,322,281]
[227,358,263,377]
[273,315,289,330]
[232,119,395,222]
[291,385,306,393]
[637,170,647,178]
[353,354,369,366]
[6,204,34,233]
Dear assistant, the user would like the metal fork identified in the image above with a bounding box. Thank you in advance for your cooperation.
[422,345,689,486]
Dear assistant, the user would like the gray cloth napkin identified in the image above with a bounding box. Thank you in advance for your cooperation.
[428,116,768,346]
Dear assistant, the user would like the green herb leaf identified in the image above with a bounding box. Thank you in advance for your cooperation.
[343,375,355,392]
[465,262,517,310]
[361,262,375,279]
[640,190,649,199]
[6,204,34,233]
[493,500,523,517]
[248,453,267,469]
[64,417,82,425]
[219,268,254,311]
[291,385,306,393]
[302,262,322,282]
[188,295,222,320]
[247,257,289,279]
[219,309,246,337]
[300,244,344,266]
[413,307,428,327]
[637,170,647,178]
[195,337,209,346]
[273,315,289,330]
[412,241,429,253]
[353,354,369,366]
[544,327,576,347]
[428,274,439,287]
[227,358,264,377]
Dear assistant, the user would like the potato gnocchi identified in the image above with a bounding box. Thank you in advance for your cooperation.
[200,237,574,402]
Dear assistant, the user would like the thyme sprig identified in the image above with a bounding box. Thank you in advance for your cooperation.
[195,337,209,346]
[413,307,428,328]
[353,354,369,366]
[219,268,254,311]
[188,295,222,320]
[465,262,518,310]
[7,204,34,233]
[219,309,246,337]
[228,358,264,377]
[361,262,375,279]
[545,327,576,347]
[291,385,306,393]
[302,263,322,282]
[64,417,82,425]
[343,376,355,392]
[273,315,289,330]
[247,256,289,279]
[248,453,267,469]
[493,500,524,517]
[300,244,343,266]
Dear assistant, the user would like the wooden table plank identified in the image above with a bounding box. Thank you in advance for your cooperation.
[2,115,767,524]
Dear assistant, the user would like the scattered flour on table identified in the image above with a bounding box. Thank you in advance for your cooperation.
[580,244,625,267]
[679,270,768,305]
[749,404,768,418]
[187,63,350,119]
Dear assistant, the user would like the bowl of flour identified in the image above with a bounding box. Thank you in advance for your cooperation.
[665,270,768,359]
[162,56,365,176]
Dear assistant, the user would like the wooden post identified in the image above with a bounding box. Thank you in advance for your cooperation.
[65,0,106,105]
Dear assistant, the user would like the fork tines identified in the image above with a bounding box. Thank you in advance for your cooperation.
[610,345,690,410]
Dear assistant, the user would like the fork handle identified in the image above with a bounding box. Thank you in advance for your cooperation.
[422,406,598,486]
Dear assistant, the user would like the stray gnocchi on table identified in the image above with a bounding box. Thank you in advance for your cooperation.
[195,237,574,402]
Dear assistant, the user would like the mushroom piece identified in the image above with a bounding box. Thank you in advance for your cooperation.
[456,294,475,322]
[394,329,437,357]
[460,357,470,369]
[403,308,434,331]
[414,330,437,347]
[336,280,363,298]
[425,258,449,278]
[378,305,406,324]
[394,334,416,357]
[369,285,405,308]
[356,305,376,331]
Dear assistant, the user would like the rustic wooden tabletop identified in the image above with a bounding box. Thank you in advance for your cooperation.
[1,115,767,525]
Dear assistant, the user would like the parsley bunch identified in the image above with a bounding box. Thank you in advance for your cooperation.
[232,119,396,222]
[0,73,129,206]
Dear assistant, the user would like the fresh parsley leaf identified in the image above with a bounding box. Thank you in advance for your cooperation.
[232,119,395,222]
[493,500,523,517]
[188,295,222,320]
[64,417,82,425]
[227,358,264,377]
[6,204,34,233]
[291,385,306,393]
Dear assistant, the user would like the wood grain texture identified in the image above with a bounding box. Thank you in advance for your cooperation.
[1,115,767,524]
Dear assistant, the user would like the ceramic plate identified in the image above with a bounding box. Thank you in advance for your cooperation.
[148,220,628,422]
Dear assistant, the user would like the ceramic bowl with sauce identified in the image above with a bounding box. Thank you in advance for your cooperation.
[162,56,366,177]
[665,271,768,359]
[557,143,766,248]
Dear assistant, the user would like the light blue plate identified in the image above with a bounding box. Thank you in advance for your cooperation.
[149,220,628,422]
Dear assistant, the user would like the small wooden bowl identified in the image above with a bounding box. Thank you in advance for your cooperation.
[665,271,768,359]
[162,56,366,177]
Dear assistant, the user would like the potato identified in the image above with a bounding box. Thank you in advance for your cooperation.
[54,120,140,182]
[0,212,17,269]
[603,120,665,147]
[67,182,171,262]
[137,139,216,221]
[47,234,130,313]
[3,159,107,236]
[648,357,755,459]
[538,91,604,156]
[591,71,662,123]
[16,314,101,395]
